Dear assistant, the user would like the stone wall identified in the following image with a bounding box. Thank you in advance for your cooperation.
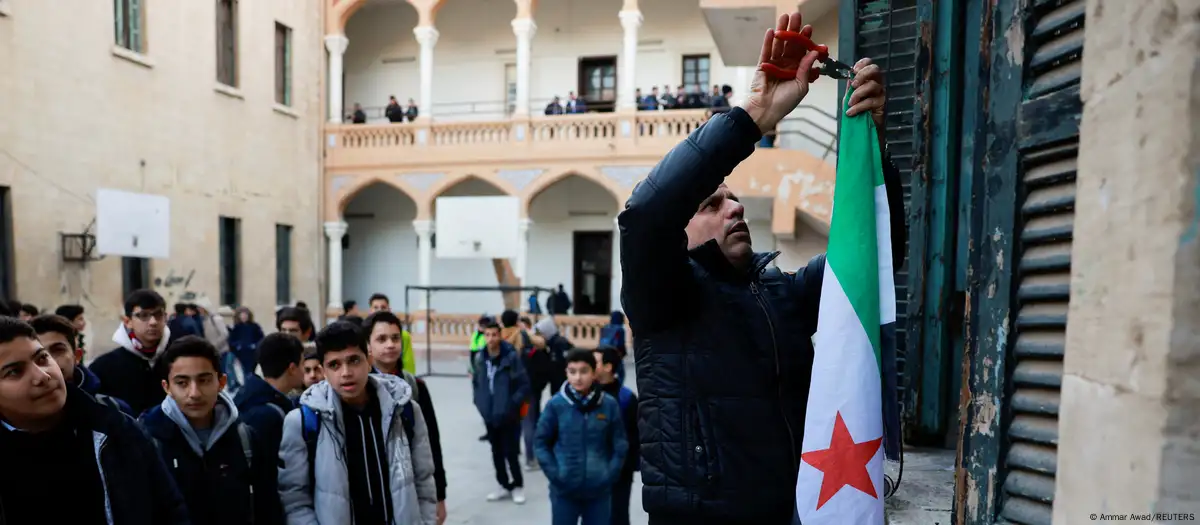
[0,0,325,347]
[1055,0,1200,521]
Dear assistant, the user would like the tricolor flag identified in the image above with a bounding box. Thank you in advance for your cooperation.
[794,86,898,524]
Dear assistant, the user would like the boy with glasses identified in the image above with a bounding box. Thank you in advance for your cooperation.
[90,288,173,416]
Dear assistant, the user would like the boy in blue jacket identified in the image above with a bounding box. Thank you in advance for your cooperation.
[535,348,628,525]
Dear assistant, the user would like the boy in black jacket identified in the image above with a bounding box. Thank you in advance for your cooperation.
[90,288,172,416]
[140,336,281,525]
[594,345,639,525]
[0,316,189,525]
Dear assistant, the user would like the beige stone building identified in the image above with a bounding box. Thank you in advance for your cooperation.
[0,0,325,348]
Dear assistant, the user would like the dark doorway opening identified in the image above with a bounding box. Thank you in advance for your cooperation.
[572,231,612,315]
[578,56,617,113]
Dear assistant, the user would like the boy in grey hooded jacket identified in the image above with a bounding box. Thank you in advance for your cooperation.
[278,320,438,525]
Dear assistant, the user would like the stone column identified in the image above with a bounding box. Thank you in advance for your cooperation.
[413,220,434,307]
[611,216,623,312]
[413,26,439,120]
[324,35,349,123]
[511,19,536,116]
[1053,1,1200,521]
[323,221,348,310]
[617,10,642,112]
[515,218,532,283]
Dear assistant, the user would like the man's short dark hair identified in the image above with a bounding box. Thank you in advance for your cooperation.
[295,301,308,310]
[276,307,314,334]
[343,300,357,312]
[566,348,596,369]
[339,314,364,326]
[29,315,77,350]
[19,304,38,317]
[722,84,733,95]
[315,321,366,363]
[500,310,519,328]
[124,289,166,317]
[362,311,403,342]
[6,300,23,316]
[483,322,501,332]
[258,333,304,379]
[519,316,532,327]
[368,293,389,305]
[160,335,222,376]
[0,317,38,346]
[54,304,84,321]
[302,348,320,363]
[594,345,621,367]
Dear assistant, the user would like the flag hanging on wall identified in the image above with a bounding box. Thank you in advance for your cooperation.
[794,86,897,525]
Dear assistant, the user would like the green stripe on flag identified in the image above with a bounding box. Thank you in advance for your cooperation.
[825,86,885,365]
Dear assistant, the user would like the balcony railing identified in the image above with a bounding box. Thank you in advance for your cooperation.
[329,110,711,153]
[404,312,621,347]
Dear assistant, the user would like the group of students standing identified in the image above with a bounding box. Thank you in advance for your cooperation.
[0,286,638,525]
[466,308,639,525]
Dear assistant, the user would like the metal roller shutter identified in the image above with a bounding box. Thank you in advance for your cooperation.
[998,0,1085,522]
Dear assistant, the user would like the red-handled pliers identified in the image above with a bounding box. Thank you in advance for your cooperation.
[761,30,856,82]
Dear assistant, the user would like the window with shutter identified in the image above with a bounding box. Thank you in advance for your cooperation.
[217,0,238,87]
[113,0,145,53]
[219,216,241,307]
[276,224,292,306]
[275,23,292,105]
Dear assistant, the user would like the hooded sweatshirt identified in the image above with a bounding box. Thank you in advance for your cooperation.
[278,374,438,525]
[140,391,281,525]
[88,324,172,416]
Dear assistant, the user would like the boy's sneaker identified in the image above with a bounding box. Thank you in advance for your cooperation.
[512,487,527,505]
[524,459,540,471]
[486,488,511,502]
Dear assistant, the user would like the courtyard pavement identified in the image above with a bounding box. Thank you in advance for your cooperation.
[424,374,649,525]
[422,367,952,525]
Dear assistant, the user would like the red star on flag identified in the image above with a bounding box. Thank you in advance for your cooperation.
[801,411,883,510]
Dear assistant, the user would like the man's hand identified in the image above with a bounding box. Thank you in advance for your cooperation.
[741,12,822,134]
[844,57,887,147]
[436,500,447,525]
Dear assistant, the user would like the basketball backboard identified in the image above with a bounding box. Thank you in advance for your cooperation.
[96,189,170,259]
[434,196,518,259]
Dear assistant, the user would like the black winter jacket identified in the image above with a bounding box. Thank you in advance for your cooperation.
[618,107,906,524]
[233,373,295,470]
[89,347,166,417]
[140,399,282,525]
[0,385,190,525]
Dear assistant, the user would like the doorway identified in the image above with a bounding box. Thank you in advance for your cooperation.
[572,231,612,315]
[577,56,617,112]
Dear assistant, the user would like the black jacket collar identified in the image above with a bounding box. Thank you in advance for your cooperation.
[688,240,780,284]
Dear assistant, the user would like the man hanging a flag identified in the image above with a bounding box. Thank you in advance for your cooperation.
[617,10,906,525]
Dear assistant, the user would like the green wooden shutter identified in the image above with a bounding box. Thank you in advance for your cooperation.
[962,0,1085,522]
[842,0,921,427]
[129,0,142,52]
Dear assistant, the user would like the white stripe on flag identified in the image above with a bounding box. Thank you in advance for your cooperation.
[875,186,896,325]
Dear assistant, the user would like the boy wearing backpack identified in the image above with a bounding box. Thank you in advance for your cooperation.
[594,345,639,525]
[535,349,628,525]
[139,335,282,525]
[234,332,304,475]
[278,320,438,525]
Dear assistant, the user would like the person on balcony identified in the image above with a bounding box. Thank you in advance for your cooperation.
[710,85,733,115]
[659,85,677,110]
[639,87,660,111]
[352,103,367,124]
[618,11,906,525]
[405,98,420,122]
[673,84,687,109]
[544,96,565,116]
[385,95,405,123]
[565,91,588,114]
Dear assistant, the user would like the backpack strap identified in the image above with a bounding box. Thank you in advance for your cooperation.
[300,405,320,489]
[617,387,634,413]
[237,423,253,471]
[401,402,416,451]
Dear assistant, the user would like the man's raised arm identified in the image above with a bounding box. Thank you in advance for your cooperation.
[617,108,762,330]
[619,22,824,333]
